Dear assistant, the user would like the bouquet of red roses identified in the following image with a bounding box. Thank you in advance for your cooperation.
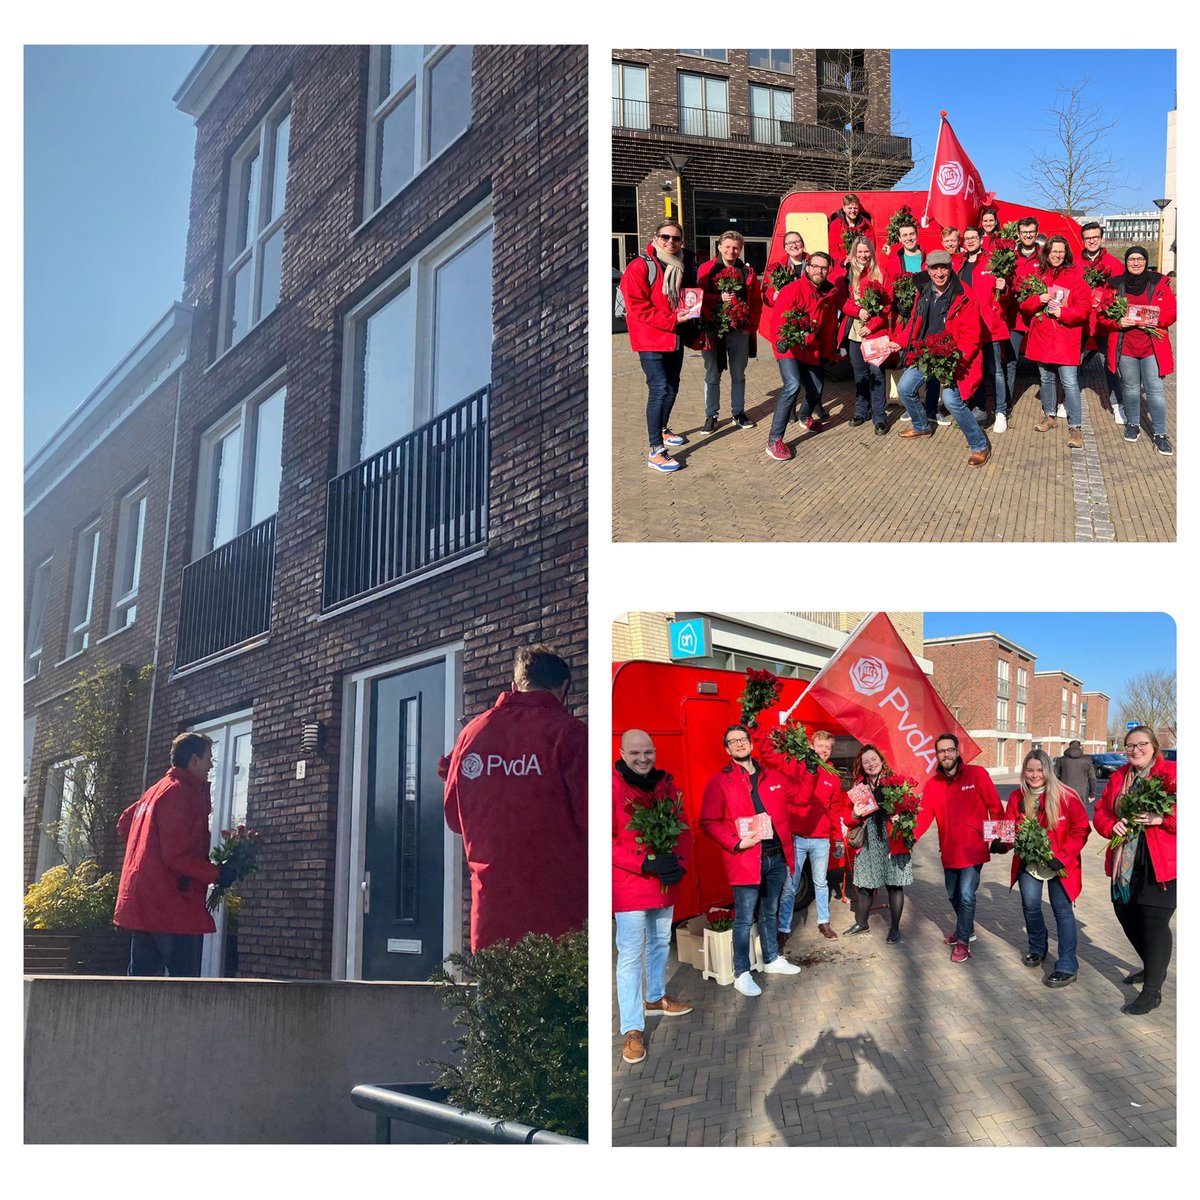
[706,906,734,933]
[774,306,815,353]
[909,331,962,387]
[770,720,824,773]
[712,295,752,337]
[1083,265,1110,289]
[1015,274,1048,303]
[884,206,918,246]
[1100,293,1129,323]
[986,238,1017,279]
[766,261,795,292]
[891,272,918,318]
[878,775,922,849]
[1109,771,1176,848]
[858,279,891,320]
[207,824,262,912]
[1000,219,1020,240]
[738,667,781,728]
[626,790,689,892]
[713,267,746,295]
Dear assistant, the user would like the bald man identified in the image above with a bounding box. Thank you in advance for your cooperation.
[613,729,693,1066]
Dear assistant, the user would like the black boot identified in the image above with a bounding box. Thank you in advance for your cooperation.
[1122,968,1145,985]
[1122,987,1162,1015]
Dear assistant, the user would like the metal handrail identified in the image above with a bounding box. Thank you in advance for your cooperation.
[350,1083,585,1144]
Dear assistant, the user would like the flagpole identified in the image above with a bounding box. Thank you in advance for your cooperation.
[921,112,948,228]
[778,611,878,723]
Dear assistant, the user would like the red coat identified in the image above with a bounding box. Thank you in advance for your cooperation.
[920,764,1004,869]
[880,246,925,283]
[959,255,1010,342]
[114,768,219,935]
[1010,249,1043,332]
[836,272,891,346]
[1019,264,1088,365]
[828,209,876,279]
[1079,248,1124,344]
[700,762,794,886]
[1092,760,1177,885]
[1003,787,1091,902]
[444,689,587,950]
[846,778,913,857]
[1095,274,1176,378]
[896,277,983,398]
[751,727,847,839]
[697,256,763,351]
[620,241,685,353]
[612,766,692,913]
[769,273,839,364]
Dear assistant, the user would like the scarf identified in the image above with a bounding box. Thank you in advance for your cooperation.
[1112,765,1150,903]
[656,245,685,307]
[1119,247,1154,298]
[615,758,667,794]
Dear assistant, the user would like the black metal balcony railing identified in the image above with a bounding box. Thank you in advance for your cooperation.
[324,386,489,609]
[818,61,867,92]
[612,97,649,130]
[751,114,793,145]
[175,515,276,669]
[679,103,730,140]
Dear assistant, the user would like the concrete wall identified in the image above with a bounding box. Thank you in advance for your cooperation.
[24,975,458,1143]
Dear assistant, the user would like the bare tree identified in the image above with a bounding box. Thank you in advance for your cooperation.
[1022,77,1132,218]
[1116,669,1177,745]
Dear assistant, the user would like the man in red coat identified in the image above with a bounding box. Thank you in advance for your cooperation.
[613,729,693,1066]
[1007,215,1043,405]
[1078,221,1127,424]
[444,646,587,953]
[828,193,875,278]
[115,732,234,976]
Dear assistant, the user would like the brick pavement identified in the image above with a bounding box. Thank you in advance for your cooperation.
[612,336,1177,543]
[611,809,1176,1147]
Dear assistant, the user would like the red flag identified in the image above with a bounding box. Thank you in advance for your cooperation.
[803,612,982,780]
[924,113,993,232]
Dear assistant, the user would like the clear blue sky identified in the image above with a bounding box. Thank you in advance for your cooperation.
[24,44,203,463]
[889,50,1174,214]
[924,612,1176,704]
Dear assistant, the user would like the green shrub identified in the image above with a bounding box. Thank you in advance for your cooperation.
[429,926,588,1139]
[23,861,117,931]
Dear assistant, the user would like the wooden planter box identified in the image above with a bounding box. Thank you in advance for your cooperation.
[24,929,128,976]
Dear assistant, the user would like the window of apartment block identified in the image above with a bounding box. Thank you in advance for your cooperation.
[36,758,92,878]
[109,480,148,632]
[366,45,473,216]
[1016,702,1026,732]
[997,659,1009,682]
[679,49,727,61]
[997,698,1008,730]
[219,95,290,352]
[748,49,792,74]
[679,73,728,138]
[612,62,648,130]
[749,84,792,144]
[194,380,286,558]
[341,203,492,469]
[66,520,101,657]
[24,555,53,679]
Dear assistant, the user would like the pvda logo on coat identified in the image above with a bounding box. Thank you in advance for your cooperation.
[460,750,543,780]
[849,656,888,696]
[461,753,484,780]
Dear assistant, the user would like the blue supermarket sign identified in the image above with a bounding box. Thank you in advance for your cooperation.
[1127,721,1140,730]
[669,618,710,660]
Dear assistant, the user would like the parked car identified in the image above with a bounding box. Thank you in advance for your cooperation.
[1162,748,1176,763]
[1090,752,1127,779]
[612,269,627,334]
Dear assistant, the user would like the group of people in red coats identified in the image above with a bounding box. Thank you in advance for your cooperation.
[619,195,1176,474]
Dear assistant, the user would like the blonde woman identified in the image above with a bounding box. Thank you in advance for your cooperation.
[1002,749,1090,987]
[836,236,893,434]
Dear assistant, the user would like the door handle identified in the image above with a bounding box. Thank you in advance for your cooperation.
[361,871,371,915]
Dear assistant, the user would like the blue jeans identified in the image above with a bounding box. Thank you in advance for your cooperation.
[638,347,684,452]
[899,366,988,452]
[944,864,983,943]
[1017,870,1078,974]
[779,835,831,928]
[128,931,204,977]
[769,358,823,440]
[614,906,674,1034]
[732,847,788,976]
[1037,363,1081,426]
[1118,354,1168,436]
[1006,330,1026,402]
[847,339,886,424]
[702,330,750,418]
[972,340,1008,415]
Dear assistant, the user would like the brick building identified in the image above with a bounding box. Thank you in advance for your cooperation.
[1030,670,1087,762]
[1082,692,1111,752]
[23,45,588,982]
[611,48,912,271]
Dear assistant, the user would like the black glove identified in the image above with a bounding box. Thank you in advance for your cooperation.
[641,851,679,878]
[1049,856,1065,873]
[805,758,819,775]
[217,862,239,888]
[989,839,1011,854]
[833,841,845,859]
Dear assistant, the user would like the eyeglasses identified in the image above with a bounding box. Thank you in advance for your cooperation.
[725,737,751,747]
[1083,235,1103,241]
[658,233,683,243]
[1126,741,1153,751]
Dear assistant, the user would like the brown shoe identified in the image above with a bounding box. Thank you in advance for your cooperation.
[818,923,839,940]
[622,1030,646,1064]
[1034,414,1057,432]
[1067,426,1083,449]
[899,426,933,439]
[967,447,991,468]
[645,994,694,1017]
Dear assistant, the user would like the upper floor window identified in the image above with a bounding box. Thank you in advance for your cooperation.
[748,49,793,74]
[749,84,792,144]
[341,203,492,469]
[109,480,148,632]
[679,73,728,139]
[612,62,648,130]
[219,96,291,352]
[679,49,727,61]
[66,521,101,657]
[24,555,53,680]
[194,381,286,558]
[366,45,473,216]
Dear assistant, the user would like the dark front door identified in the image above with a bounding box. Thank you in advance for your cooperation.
[363,663,446,980]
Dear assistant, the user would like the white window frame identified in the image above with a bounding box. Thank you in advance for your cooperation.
[364,45,473,218]
[109,480,148,633]
[749,83,793,145]
[997,659,1009,682]
[339,199,492,472]
[193,376,287,560]
[217,94,291,352]
[612,62,649,130]
[65,520,101,657]
[36,757,90,878]
[24,555,53,680]
[748,49,793,74]
[996,698,1008,728]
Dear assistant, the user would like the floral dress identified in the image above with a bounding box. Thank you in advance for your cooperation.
[852,781,914,889]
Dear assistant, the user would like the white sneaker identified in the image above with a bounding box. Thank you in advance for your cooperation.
[898,411,912,422]
[1056,403,1067,419]
[762,956,802,975]
[1114,404,1127,425]
[993,412,1007,434]
[733,971,762,996]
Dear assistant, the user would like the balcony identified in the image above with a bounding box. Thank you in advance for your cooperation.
[679,104,730,140]
[751,114,792,146]
[997,681,1010,700]
[818,60,867,92]
[175,515,276,669]
[612,97,649,130]
[1017,687,1028,703]
[996,719,1009,733]
[324,387,489,609]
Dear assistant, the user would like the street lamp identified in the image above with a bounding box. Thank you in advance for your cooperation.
[1153,197,1171,272]
[664,153,689,231]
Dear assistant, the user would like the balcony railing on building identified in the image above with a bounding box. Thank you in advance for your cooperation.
[817,60,867,92]
[175,515,276,669]
[997,681,1010,699]
[324,386,489,609]
[1017,687,1028,703]
[996,719,1009,733]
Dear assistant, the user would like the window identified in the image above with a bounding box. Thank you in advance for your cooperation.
[748,49,792,74]
[109,481,148,632]
[679,73,728,138]
[997,660,1009,681]
[679,49,727,61]
[219,96,290,352]
[1016,703,1027,733]
[24,556,53,679]
[66,521,101,657]
[342,205,492,468]
[194,381,286,557]
[749,84,792,144]
[612,62,648,129]
[366,45,473,216]
[37,758,93,877]
[997,698,1008,731]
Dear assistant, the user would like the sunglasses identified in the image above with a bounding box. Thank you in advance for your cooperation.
[658,233,683,243]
